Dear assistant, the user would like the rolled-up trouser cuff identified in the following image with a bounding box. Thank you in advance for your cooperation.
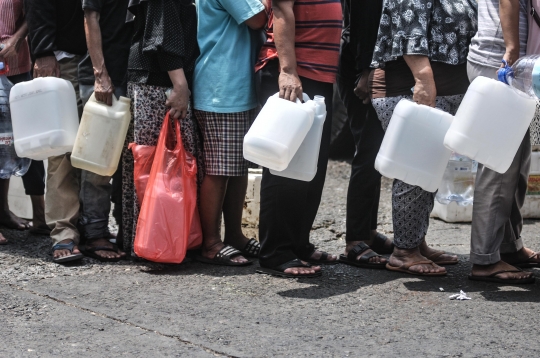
[51,227,80,247]
[470,250,501,266]
[500,236,524,254]
[80,220,110,240]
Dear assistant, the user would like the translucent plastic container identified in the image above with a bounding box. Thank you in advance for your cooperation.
[270,95,326,181]
[498,55,540,98]
[435,153,476,206]
[71,93,131,176]
[243,93,315,171]
[10,77,79,160]
[375,99,454,192]
[444,76,537,173]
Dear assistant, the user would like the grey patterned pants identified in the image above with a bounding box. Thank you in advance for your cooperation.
[372,94,464,249]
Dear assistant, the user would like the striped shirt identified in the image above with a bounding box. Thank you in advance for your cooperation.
[255,0,342,84]
[0,0,31,76]
[468,0,528,69]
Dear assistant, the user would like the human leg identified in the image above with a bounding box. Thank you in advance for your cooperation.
[20,160,48,233]
[0,178,30,230]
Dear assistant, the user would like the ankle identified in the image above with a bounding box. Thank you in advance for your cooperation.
[392,246,420,258]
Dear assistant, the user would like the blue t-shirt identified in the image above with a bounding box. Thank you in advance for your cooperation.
[194,0,264,113]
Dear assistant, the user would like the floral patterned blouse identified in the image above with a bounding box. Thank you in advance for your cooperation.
[371,0,478,68]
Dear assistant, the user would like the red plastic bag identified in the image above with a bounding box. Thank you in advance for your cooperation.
[130,112,202,263]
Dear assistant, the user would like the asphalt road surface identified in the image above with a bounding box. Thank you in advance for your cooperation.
[1,160,540,357]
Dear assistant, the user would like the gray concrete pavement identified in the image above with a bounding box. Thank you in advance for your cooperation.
[2,160,540,357]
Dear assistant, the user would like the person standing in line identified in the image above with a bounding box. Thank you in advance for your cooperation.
[370,0,477,276]
[337,0,392,268]
[193,0,267,266]
[468,0,539,284]
[255,0,346,278]
[78,0,133,252]
[25,0,125,263]
[0,0,47,244]
[121,0,203,257]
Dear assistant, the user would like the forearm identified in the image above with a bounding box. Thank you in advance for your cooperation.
[25,0,57,58]
[273,0,297,74]
[168,68,188,90]
[403,55,434,82]
[84,10,108,77]
[13,20,28,41]
[500,0,521,59]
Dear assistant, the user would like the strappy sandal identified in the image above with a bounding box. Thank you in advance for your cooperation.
[196,245,253,266]
[51,241,84,264]
[368,233,394,255]
[425,250,458,265]
[338,242,386,269]
[302,249,339,265]
[256,258,322,278]
[468,268,535,284]
[80,241,126,262]
[239,238,260,258]
[386,260,446,276]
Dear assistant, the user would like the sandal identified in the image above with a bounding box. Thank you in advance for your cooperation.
[302,250,339,265]
[425,250,458,265]
[80,242,125,262]
[502,251,540,268]
[338,242,386,269]
[369,232,394,255]
[468,268,535,284]
[196,245,253,266]
[386,260,446,276]
[51,241,84,264]
[256,258,322,278]
[239,238,260,258]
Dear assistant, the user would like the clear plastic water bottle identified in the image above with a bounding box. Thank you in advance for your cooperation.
[498,55,540,98]
[0,62,31,179]
[436,153,475,206]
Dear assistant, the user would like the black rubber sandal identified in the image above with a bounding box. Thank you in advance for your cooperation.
[369,233,394,255]
[303,250,339,265]
[240,238,260,258]
[51,241,84,264]
[339,242,386,269]
[468,269,535,284]
[256,258,322,278]
[196,245,253,266]
[81,242,125,262]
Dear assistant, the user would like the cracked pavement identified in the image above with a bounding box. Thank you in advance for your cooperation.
[2,160,540,357]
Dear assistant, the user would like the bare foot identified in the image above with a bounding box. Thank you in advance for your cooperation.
[203,241,249,264]
[419,240,458,264]
[85,238,126,260]
[389,247,446,274]
[501,247,540,265]
[309,250,338,263]
[0,209,30,230]
[471,261,533,281]
[0,232,7,245]
[53,239,81,260]
[344,241,387,264]
[283,261,321,275]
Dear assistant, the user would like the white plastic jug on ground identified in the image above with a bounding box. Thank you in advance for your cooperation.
[71,93,131,176]
[375,99,454,192]
[243,93,315,171]
[444,76,537,173]
[270,95,326,181]
[10,77,79,160]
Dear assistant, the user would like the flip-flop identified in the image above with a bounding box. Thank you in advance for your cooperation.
[239,238,260,258]
[386,260,447,276]
[369,233,394,255]
[52,241,84,264]
[338,242,386,269]
[303,250,339,265]
[503,251,540,268]
[468,268,535,284]
[256,258,322,278]
[196,245,253,266]
[81,242,126,262]
[425,250,459,265]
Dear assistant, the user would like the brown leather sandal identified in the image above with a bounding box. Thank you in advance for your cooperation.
[386,260,447,276]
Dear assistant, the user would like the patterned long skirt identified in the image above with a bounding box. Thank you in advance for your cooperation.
[121,82,204,256]
[371,94,464,249]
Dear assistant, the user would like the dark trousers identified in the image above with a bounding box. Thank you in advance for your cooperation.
[336,45,385,243]
[8,72,45,196]
[258,60,334,268]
